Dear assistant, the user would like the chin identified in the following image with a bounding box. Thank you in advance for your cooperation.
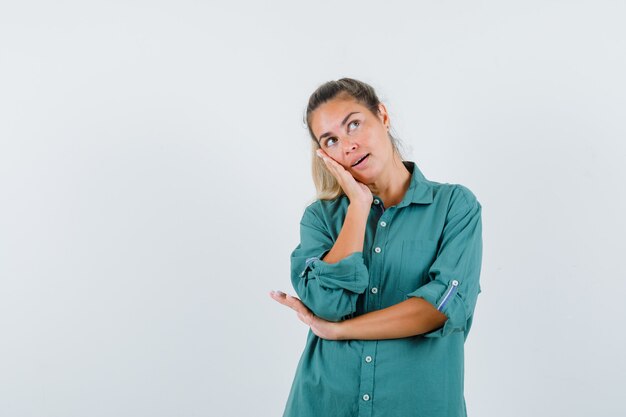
[353,170,376,184]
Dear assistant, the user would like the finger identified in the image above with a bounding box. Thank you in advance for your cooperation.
[270,291,306,313]
[285,294,309,314]
[297,312,314,326]
[269,291,292,307]
[322,155,342,170]
[316,149,336,166]
[321,155,354,180]
[315,149,326,159]
[320,156,349,184]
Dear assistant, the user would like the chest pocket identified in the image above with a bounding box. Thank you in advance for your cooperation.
[395,239,439,294]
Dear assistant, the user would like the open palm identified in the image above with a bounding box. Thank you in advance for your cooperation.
[269,290,343,340]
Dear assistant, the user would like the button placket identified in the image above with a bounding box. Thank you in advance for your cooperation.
[357,203,382,415]
[373,196,385,214]
[370,209,391,311]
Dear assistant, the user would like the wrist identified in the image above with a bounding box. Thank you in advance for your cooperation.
[347,203,370,218]
[335,319,351,340]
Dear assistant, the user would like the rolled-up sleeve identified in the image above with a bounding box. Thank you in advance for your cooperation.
[290,205,370,322]
[405,185,483,338]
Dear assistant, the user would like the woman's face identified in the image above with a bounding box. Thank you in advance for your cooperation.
[309,96,391,182]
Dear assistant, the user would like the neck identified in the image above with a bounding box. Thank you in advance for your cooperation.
[366,158,411,208]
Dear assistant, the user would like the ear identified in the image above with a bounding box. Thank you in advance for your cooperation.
[377,103,390,127]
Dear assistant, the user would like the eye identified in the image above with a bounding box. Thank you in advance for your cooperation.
[324,137,338,147]
[348,120,360,131]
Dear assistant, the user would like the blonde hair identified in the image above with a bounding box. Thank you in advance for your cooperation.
[304,78,406,200]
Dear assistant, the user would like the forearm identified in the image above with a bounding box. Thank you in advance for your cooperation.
[321,204,369,263]
[337,297,448,340]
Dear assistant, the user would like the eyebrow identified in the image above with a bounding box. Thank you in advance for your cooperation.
[317,111,361,143]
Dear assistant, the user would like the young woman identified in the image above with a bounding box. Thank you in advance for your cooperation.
[270,78,483,417]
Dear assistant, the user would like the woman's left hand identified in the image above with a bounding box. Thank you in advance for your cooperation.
[269,290,343,340]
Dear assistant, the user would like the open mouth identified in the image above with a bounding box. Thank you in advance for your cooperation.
[351,154,370,167]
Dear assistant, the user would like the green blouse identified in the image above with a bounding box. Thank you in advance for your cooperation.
[282,161,483,417]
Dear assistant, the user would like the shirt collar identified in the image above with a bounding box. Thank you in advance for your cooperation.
[373,161,434,208]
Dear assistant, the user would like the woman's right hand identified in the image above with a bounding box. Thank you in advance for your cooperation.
[317,149,373,209]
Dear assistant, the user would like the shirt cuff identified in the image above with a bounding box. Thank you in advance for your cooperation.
[300,251,370,294]
[405,279,468,338]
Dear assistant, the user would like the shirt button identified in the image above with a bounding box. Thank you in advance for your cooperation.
[452,279,459,286]
[374,247,381,253]
[371,287,378,294]
[365,356,372,363]
[363,394,370,401]
[380,221,387,227]
[373,199,380,205]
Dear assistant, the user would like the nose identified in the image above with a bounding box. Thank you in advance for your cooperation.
[342,136,358,153]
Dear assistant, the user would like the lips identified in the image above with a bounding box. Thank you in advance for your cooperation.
[351,154,369,167]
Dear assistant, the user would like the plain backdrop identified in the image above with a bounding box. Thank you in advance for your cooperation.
[1,1,625,416]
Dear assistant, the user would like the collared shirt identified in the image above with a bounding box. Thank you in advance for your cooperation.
[282,160,483,417]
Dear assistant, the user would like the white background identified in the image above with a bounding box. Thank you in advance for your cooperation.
[1,1,625,416]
